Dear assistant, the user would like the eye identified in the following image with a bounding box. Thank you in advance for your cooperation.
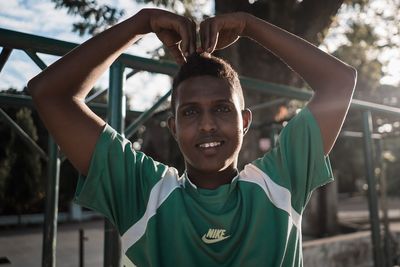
[215,105,231,113]
[182,108,198,117]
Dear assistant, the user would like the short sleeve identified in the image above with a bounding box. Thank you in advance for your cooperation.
[252,107,333,213]
[74,124,169,234]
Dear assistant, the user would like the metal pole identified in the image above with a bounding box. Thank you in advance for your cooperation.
[79,229,85,267]
[104,61,125,267]
[23,42,61,267]
[42,137,60,267]
[362,110,384,267]
[269,124,278,148]
[377,139,392,267]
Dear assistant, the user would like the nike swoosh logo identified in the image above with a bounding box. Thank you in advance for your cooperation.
[201,234,230,244]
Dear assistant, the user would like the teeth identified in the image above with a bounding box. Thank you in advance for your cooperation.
[199,142,221,148]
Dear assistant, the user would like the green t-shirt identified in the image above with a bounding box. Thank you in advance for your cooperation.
[75,107,333,267]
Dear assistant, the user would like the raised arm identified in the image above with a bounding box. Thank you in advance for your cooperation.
[28,9,196,175]
[199,13,357,155]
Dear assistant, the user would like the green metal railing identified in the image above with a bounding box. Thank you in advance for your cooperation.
[1,27,398,267]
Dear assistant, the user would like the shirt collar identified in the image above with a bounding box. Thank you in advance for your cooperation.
[182,169,239,191]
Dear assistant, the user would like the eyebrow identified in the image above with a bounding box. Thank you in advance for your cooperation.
[178,99,234,109]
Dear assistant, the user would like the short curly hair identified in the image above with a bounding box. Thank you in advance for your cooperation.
[171,53,244,114]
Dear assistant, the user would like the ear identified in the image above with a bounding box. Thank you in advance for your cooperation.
[241,108,252,135]
[167,115,178,141]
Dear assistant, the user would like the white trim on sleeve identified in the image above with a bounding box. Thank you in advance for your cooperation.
[239,164,302,229]
[121,167,181,253]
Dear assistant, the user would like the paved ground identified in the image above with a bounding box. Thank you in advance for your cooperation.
[0,220,104,267]
[0,196,399,267]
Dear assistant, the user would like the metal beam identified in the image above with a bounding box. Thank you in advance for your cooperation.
[0,28,76,56]
[2,27,400,116]
[0,47,12,72]
[0,108,47,161]
[362,110,384,267]
[241,77,311,100]
[0,93,36,108]
[126,69,141,79]
[353,99,400,116]
[0,93,142,118]
[125,90,171,139]
[340,130,382,139]
[0,28,178,76]
[85,88,108,104]
[24,50,47,70]
[249,98,287,111]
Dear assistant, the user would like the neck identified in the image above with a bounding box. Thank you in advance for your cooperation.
[186,167,238,189]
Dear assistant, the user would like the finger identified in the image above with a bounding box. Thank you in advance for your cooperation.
[199,21,206,53]
[208,22,219,53]
[168,43,186,65]
[158,31,186,64]
[200,20,210,53]
[189,19,197,55]
[177,20,191,58]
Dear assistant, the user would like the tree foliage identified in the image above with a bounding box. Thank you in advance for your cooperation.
[327,0,400,198]
[334,22,383,100]
[51,0,125,35]
[0,90,44,215]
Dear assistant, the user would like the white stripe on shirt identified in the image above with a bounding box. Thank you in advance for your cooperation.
[239,163,302,229]
[121,167,180,252]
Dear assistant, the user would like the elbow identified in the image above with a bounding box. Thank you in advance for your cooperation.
[344,66,357,94]
[27,75,43,100]
[27,74,54,104]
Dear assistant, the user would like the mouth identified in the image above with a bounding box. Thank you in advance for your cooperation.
[196,140,225,149]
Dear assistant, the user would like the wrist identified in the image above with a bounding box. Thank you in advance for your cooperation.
[130,8,153,35]
[240,12,254,38]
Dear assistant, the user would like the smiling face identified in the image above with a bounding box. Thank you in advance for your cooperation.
[168,75,251,187]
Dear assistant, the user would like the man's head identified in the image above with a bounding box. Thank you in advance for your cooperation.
[171,53,244,115]
[168,53,252,182]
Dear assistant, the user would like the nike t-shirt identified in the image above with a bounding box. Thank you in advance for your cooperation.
[75,107,333,267]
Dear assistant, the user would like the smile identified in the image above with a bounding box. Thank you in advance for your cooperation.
[197,141,223,148]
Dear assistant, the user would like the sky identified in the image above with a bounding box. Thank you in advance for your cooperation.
[0,0,399,110]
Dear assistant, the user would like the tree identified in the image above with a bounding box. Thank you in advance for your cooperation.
[329,0,400,199]
[0,90,44,219]
[52,0,125,35]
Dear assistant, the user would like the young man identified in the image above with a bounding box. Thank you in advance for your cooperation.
[29,8,356,267]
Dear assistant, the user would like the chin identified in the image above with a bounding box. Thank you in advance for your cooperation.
[189,161,235,174]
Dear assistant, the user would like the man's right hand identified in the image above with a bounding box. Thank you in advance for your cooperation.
[141,9,196,64]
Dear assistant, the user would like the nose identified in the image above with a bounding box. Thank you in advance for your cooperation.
[199,111,217,133]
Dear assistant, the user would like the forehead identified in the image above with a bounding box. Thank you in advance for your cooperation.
[175,75,240,106]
